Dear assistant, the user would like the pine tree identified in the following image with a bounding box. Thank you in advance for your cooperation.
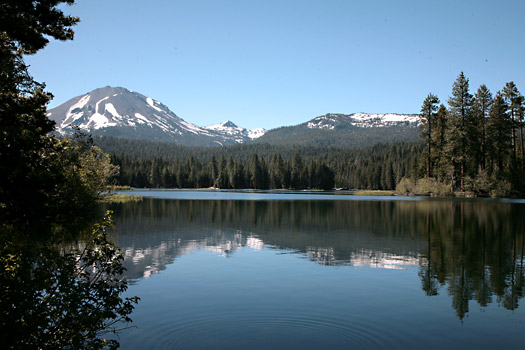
[259,157,270,189]
[291,152,306,189]
[249,154,264,189]
[503,82,521,160]
[316,162,335,190]
[446,72,474,191]
[487,93,512,175]
[432,104,449,181]
[472,85,493,171]
[149,158,162,187]
[216,155,229,188]
[226,156,235,188]
[419,93,440,178]
[209,156,218,187]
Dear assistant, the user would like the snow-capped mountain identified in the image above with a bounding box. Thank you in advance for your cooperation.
[47,86,419,148]
[203,120,267,143]
[47,86,266,146]
[306,113,419,130]
[255,112,420,148]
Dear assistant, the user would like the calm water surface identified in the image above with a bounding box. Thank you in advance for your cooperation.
[109,190,525,349]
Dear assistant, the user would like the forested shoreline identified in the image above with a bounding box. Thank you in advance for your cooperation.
[97,72,525,197]
[97,138,423,190]
[408,73,525,197]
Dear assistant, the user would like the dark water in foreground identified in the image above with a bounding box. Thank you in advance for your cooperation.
[109,190,525,349]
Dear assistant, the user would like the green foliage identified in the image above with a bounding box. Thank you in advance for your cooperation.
[352,190,393,196]
[415,73,525,197]
[1,213,139,349]
[432,104,449,181]
[489,179,513,198]
[99,138,423,191]
[0,18,118,230]
[1,127,120,230]
[486,93,512,175]
[255,122,420,148]
[412,178,450,197]
[101,193,143,203]
[0,0,79,54]
[446,72,474,191]
[419,93,440,178]
[395,177,415,195]
[472,85,492,171]
[0,35,60,227]
[395,177,450,196]
[1,2,138,348]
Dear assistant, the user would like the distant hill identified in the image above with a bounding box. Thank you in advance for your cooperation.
[255,113,420,148]
[47,86,266,146]
[47,86,420,148]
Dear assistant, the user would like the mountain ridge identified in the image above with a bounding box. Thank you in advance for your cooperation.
[47,86,265,146]
[48,86,420,147]
[254,112,420,148]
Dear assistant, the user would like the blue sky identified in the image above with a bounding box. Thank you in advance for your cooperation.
[27,0,525,130]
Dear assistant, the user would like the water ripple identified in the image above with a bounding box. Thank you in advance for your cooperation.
[137,312,401,349]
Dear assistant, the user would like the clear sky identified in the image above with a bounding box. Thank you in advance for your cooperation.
[26,0,525,130]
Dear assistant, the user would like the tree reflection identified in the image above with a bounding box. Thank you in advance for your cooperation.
[418,201,525,319]
[109,197,525,319]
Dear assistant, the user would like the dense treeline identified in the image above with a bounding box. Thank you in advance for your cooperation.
[101,72,525,196]
[105,141,423,190]
[411,72,525,197]
[253,122,420,148]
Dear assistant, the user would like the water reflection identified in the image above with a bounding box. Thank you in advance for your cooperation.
[108,198,525,319]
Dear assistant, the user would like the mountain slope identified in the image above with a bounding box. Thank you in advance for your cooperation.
[47,86,265,146]
[203,120,266,143]
[255,113,420,147]
[47,86,420,148]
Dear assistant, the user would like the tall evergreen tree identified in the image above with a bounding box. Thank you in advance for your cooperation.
[209,155,218,187]
[503,82,522,160]
[226,156,235,188]
[250,154,269,189]
[432,104,449,181]
[472,85,493,171]
[291,152,306,189]
[446,72,474,191]
[419,93,440,178]
[487,93,512,175]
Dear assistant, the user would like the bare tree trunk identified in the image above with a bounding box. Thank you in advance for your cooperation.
[427,141,431,178]
[460,162,465,192]
[520,125,525,166]
[512,123,517,160]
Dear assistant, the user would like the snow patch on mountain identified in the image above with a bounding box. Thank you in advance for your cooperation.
[134,113,148,123]
[105,103,121,120]
[72,94,90,109]
[350,113,419,127]
[248,128,266,139]
[204,121,267,143]
[205,121,244,135]
[307,113,419,129]
[60,94,91,128]
[146,97,163,113]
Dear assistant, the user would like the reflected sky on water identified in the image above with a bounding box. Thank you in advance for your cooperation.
[108,191,525,349]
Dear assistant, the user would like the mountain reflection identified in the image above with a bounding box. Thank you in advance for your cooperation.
[108,198,525,318]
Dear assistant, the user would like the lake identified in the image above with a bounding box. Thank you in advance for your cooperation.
[108,189,525,349]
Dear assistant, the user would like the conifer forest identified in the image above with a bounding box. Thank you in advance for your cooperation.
[98,73,524,197]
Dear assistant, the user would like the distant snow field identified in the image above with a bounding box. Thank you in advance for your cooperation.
[307,113,419,129]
